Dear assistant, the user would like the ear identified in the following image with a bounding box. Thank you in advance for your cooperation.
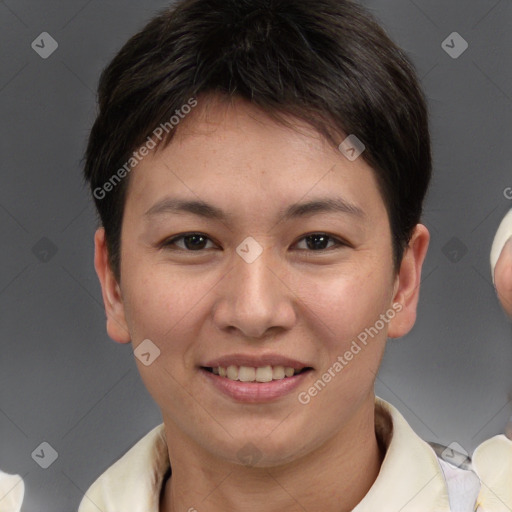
[387,224,430,338]
[94,227,131,344]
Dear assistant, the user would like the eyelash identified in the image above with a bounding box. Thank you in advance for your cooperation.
[159,232,348,254]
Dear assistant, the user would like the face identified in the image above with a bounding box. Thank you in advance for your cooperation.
[95,95,429,466]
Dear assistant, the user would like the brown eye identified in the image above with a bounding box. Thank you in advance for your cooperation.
[161,233,215,251]
[295,233,344,251]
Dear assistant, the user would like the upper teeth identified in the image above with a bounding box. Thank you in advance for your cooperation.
[211,365,299,382]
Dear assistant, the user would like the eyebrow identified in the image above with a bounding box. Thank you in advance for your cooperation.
[144,196,366,223]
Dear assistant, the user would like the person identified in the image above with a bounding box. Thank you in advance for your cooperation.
[492,209,512,444]
[0,469,25,512]
[492,209,512,318]
[78,0,512,510]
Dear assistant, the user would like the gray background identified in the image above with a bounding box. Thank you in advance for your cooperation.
[1,0,511,510]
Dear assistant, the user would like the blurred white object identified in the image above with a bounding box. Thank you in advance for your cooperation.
[490,208,512,284]
[0,470,25,512]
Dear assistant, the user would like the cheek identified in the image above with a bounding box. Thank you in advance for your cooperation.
[296,272,390,428]
[121,266,203,405]
[121,263,194,350]
[296,268,391,351]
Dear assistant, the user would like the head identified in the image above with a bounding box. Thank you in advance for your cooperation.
[85,0,430,466]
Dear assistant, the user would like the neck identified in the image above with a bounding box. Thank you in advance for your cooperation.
[160,396,383,512]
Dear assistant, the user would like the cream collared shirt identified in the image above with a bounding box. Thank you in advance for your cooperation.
[77,397,512,512]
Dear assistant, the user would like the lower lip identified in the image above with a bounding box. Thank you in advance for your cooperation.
[200,368,312,403]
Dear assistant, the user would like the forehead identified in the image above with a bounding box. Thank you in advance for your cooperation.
[123,96,386,223]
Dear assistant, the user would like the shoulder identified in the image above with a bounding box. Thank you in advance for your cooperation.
[473,435,512,511]
[0,470,25,512]
[78,423,168,512]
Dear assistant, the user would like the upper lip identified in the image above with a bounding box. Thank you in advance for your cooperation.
[202,354,312,370]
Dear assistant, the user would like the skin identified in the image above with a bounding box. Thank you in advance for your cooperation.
[495,237,512,318]
[94,95,430,512]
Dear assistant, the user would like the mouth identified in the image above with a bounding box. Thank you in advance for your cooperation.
[199,359,314,403]
[201,365,313,382]
[199,354,314,402]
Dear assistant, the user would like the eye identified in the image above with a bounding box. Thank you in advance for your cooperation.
[294,233,346,252]
[160,232,347,253]
[160,233,217,251]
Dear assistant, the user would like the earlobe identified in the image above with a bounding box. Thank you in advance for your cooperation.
[387,224,430,339]
[93,227,131,344]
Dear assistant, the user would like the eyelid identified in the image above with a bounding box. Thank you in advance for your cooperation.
[160,232,218,250]
[293,232,348,251]
[160,232,348,252]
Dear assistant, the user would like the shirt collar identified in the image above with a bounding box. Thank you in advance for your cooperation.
[79,397,453,512]
[353,397,451,511]
[472,434,512,511]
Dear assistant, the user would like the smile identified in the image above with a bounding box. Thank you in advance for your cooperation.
[203,365,311,382]
[200,365,313,403]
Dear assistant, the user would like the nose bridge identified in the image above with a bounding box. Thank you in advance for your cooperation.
[214,242,295,338]
[236,246,276,303]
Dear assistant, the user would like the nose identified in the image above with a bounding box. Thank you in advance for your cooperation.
[212,246,297,340]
